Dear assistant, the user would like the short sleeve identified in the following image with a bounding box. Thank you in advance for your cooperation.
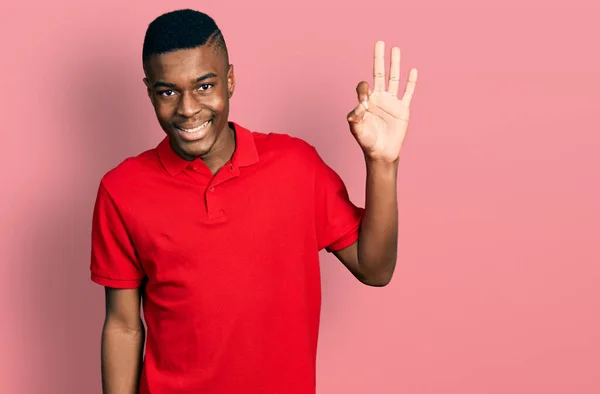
[90,182,145,288]
[312,148,365,252]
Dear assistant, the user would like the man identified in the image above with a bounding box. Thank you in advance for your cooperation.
[90,8,417,394]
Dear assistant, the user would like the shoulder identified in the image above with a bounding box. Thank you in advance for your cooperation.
[252,130,320,165]
[246,127,343,185]
[98,146,160,197]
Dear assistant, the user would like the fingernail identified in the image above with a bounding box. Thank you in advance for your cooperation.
[362,100,369,110]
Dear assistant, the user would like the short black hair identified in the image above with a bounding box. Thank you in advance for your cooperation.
[142,9,228,74]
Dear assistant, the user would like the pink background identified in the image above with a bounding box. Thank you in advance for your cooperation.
[1,0,599,393]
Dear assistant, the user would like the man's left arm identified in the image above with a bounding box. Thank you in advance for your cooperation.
[334,158,399,286]
[333,40,418,287]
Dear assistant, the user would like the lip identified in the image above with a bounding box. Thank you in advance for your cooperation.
[176,120,212,130]
[173,119,212,141]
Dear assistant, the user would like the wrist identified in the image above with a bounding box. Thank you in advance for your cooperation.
[364,155,399,173]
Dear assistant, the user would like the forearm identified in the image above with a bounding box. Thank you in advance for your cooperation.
[101,319,145,394]
[357,157,399,285]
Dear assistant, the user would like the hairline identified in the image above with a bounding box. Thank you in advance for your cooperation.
[143,42,230,79]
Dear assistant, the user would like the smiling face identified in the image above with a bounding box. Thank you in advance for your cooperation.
[143,44,235,161]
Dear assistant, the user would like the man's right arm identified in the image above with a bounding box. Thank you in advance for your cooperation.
[101,287,145,394]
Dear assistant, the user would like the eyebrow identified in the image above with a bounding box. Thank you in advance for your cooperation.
[152,73,218,89]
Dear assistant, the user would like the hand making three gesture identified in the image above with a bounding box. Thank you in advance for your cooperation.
[347,41,418,163]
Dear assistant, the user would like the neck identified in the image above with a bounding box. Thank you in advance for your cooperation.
[201,124,236,175]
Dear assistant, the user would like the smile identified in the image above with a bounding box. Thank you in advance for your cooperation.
[175,119,211,134]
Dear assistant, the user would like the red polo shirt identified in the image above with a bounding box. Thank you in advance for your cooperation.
[90,122,364,394]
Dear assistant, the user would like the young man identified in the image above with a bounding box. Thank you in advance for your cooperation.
[90,9,417,394]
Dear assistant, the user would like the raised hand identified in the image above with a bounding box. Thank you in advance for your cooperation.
[347,41,418,162]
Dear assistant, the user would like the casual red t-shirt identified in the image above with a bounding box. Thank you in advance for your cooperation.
[90,122,364,393]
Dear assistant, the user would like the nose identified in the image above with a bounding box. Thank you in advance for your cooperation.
[176,91,202,118]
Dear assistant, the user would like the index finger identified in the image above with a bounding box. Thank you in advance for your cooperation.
[373,41,386,91]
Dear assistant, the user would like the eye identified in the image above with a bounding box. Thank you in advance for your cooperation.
[159,90,176,97]
[198,84,213,91]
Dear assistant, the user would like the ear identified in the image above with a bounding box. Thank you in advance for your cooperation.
[227,64,235,99]
[143,77,155,104]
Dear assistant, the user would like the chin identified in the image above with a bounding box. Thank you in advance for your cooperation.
[174,136,216,160]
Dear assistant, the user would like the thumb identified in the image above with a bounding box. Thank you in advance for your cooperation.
[347,101,369,124]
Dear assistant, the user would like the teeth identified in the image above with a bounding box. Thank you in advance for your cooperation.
[177,120,211,133]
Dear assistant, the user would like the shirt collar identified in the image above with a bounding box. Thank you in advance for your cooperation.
[157,121,259,176]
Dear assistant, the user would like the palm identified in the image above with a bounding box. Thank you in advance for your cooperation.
[348,41,418,162]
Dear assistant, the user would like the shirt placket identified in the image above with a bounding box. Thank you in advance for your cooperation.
[204,161,240,223]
